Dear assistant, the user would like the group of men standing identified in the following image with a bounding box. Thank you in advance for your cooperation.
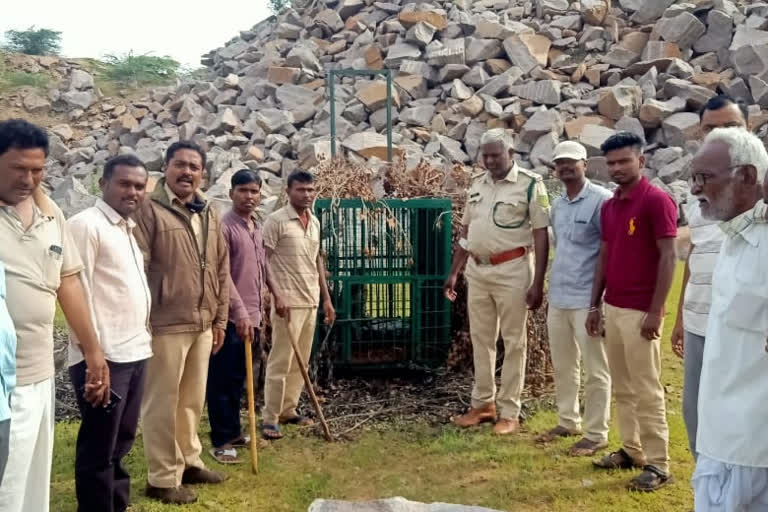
[446,95,768,506]
[0,118,332,510]
[0,92,765,510]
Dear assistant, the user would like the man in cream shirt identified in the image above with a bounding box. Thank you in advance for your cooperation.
[67,155,152,512]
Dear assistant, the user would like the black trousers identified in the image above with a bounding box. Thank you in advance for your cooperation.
[70,359,147,512]
[207,322,257,448]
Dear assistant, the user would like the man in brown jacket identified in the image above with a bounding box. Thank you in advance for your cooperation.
[133,141,230,505]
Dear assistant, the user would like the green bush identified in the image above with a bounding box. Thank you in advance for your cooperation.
[0,57,49,91]
[99,52,180,88]
[2,26,62,56]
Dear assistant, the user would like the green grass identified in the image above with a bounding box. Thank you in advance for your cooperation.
[50,266,690,511]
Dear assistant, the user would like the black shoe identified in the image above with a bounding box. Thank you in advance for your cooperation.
[592,448,643,470]
[628,465,673,492]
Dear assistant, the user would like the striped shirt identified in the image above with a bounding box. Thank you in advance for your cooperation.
[683,200,725,337]
[263,204,320,308]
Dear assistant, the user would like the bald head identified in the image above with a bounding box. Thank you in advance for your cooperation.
[692,127,767,221]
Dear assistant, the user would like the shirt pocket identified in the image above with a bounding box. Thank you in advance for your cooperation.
[42,246,63,290]
[724,292,768,334]
[568,219,592,242]
[492,200,527,229]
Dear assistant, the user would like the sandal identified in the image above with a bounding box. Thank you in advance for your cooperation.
[569,438,608,457]
[628,465,673,492]
[208,447,242,465]
[536,425,580,443]
[592,449,643,470]
[279,415,314,426]
[261,424,283,440]
[228,436,250,447]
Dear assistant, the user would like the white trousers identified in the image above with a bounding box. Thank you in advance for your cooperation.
[0,377,54,512]
[693,454,768,512]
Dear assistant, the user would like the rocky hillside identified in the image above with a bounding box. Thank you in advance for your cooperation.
[2,0,767,218]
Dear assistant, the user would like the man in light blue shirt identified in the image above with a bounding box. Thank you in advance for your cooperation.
[0,261,17,485]
[536,141,612,457]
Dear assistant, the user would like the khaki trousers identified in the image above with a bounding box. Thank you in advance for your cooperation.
[467,258,531,419]
[141,329,212,488]
[263,307,317,425]
[604,304,670,473]
[547,307,611,442]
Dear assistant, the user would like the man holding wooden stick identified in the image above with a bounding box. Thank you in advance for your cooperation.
[261,170,335,440]
[207,169,266,464]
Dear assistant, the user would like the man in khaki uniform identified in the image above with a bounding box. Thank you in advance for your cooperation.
[444,128,550,435]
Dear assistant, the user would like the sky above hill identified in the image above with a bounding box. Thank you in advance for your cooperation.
[1,0,272,68]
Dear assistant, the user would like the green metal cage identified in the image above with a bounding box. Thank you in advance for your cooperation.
[314,198,453,368]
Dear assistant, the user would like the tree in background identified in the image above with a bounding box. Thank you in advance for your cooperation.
[100,52,181,88]
[269,0,291,13]
[2,26,62,56]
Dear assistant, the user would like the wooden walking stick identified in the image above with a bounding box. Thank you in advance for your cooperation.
[286,322,333,442]
[244,332,259,473]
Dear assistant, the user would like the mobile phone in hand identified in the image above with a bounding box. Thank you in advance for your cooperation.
[78,386,122,413]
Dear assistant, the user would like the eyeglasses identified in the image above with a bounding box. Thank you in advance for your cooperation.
[688,165,745,187]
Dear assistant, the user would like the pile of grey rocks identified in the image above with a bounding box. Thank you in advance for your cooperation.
[12,0,766,217]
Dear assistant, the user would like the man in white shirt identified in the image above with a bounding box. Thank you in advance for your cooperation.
[689,127,768,511]
[670,95,747,459]
[67,155,152,512]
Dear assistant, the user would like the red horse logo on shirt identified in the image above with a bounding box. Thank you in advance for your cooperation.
[628,217,636,236]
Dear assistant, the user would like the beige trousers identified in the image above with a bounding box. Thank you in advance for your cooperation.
[466,258,531,419]
[547,307,611,442]
[262,307,317,425]
[141,329,212,488]
[604,304,670,473]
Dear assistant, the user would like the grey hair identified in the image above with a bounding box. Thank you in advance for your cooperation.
[480,128,512,149]
[704,127,768,182]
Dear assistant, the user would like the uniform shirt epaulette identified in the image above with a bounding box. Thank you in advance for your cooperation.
[471,170,487,180]
[518,167,543,182]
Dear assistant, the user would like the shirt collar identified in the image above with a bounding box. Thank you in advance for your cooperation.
[564,180,592,204]
[0,187,55,218]
[163,182,207,208]
[286,203,313,221]
[484,163,519,185]
[95,199,135,228]
[613,176,648,200]
[720,206,759,244]
[225,209,259,228]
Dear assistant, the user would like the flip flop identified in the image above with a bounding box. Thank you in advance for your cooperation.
[229,436,250,447]
[569,437,609,457]
[536,425,580,443]
[261,424,283,440]
[209,447,242,465]
[279,415,314,426]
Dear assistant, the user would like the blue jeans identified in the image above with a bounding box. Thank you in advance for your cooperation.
[683,330,706,458]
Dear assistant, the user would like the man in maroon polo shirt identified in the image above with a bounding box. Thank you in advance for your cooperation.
[586,132,677,492]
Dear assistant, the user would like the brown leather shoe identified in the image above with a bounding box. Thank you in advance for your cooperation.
[453,404,497,428]
[493,417,520,435]
[182,467,228,485]
[145,484,198,504]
